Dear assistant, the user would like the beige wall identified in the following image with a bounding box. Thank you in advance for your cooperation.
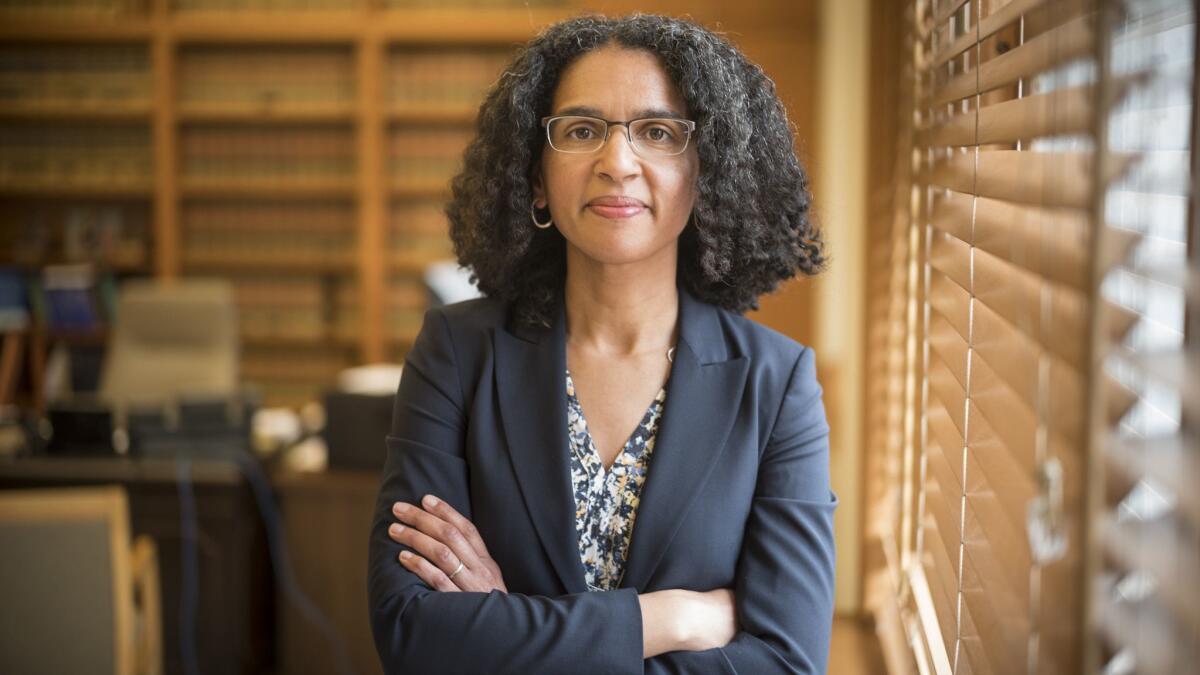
[811,0,868,614]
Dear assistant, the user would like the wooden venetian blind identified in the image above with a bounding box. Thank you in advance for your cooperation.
[908,1,1129,673]
[1091,0,1199,672]
[864,0,1200,673]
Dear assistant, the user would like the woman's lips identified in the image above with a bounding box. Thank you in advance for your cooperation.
[587,204,646,219]
[586,197,648,220]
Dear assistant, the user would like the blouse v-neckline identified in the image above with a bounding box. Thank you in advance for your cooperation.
[564,368,667,474]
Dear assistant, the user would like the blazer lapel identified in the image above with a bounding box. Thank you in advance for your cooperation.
[619,288,749,591]
[494,292,589,595]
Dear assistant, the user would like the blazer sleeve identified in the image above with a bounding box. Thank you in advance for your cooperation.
[367,307,646,675]
[717,345,837,674]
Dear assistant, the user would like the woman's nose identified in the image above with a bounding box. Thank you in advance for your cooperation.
[594,124,642,182]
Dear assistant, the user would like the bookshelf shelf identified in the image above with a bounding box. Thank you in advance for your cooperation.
[241,333,359,349]
[0,182,154,198]
[0,18,154,41]
[184,254,355,273]
[178,105,356,124]
[0,102,154,122]
[387,103,477,125]
[391,251,452,274]
[173,12,365,43]
[390,181,451,199]
[1,254,148,273]
[378,9,572,44]
[180,181,357,199]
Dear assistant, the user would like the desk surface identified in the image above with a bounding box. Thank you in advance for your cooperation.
[0,456,243,485]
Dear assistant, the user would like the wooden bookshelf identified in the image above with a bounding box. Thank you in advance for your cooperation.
[0,0,571,408]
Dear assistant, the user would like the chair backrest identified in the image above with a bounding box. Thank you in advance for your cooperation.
[0,486,134,675]
[99,278,238,409]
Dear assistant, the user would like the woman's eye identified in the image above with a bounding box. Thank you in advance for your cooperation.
[568,127,594,140]
[642,126,674,141]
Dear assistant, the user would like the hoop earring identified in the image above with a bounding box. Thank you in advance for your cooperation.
[531,203,553,229]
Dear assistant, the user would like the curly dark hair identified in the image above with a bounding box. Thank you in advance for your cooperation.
[446,13,827,329]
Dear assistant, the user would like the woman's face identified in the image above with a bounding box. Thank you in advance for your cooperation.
[534,45,700,268]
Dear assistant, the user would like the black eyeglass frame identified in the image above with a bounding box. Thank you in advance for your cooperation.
[539,114,698,157]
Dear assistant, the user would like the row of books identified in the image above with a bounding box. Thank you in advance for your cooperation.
[0,0,570,18]
[239,278,422,308]
[184,202,356,264]
[0,0,146,17]
[180,126,355,182]
[388,49,511,105]
[232,275,424,315]
[0,45,150,106]
[172,0,569,10]
[185,200,354,232]
[174,0,363,10]
[382,0,569,7]
[1,202,150,269]
[241,344,350,382]
[0,125,152,188]
[389,127,472,182]
[179,46,355,107]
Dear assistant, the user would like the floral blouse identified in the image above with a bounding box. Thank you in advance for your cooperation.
[565,368,667,592]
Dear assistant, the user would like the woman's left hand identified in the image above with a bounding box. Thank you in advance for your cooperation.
[388,494,508,594]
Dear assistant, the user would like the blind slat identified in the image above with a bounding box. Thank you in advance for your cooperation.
[965,408,1038,534]
[929,226,972,291]
[964,455,1035,598]
[921,519,964,669]
[928,394,966,476]
[974,246,1089,370]
[929,267,972,341]
[929,349,968,437]
[1110,347,1200,420]
[931,150,1137,209]
[932,0,1089,68]
[957,594,998,675]
[922,81,1093,147]
[929,189,974,244]
[960,535,1028,673]
[968,358,1037,472]
[929,311,969,396]
[1106,433,1200,532]
[930,13,1094,106]
[973,196,1091,290]
[1101,514,1200,646]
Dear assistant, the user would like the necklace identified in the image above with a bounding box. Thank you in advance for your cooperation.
[667,346,676,363]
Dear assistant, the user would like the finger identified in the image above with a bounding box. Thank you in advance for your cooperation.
[389,522,463,576]
[392,502,485,578]
[417,496,505,585]
[399,551,460,592]
[419,495,491,559]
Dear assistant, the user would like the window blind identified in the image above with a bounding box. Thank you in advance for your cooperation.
[1091,0,1199,673]
[859,0,1198,673]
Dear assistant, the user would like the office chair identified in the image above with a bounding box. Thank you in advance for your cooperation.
[0,485,162,675]
[99,278,239,408]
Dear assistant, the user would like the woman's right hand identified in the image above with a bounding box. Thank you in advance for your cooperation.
[676,588,738,652]
[640,588,738,658]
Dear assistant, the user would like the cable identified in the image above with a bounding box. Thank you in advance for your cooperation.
[232,449,358,675]
[176,459,200,675]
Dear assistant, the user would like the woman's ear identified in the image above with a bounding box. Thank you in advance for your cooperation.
[531,168,547,209]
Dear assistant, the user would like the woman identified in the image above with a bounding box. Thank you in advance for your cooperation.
[367,14,835,674]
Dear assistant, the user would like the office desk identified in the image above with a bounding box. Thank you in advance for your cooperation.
[273,469,383,675]
[0,456,274,675]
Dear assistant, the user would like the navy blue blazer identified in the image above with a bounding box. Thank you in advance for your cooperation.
[368,284,837,674]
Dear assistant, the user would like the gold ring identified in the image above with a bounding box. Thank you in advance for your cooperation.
[448,561,465,579]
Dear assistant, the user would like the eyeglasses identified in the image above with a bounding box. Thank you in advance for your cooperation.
[540,115,697,158]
